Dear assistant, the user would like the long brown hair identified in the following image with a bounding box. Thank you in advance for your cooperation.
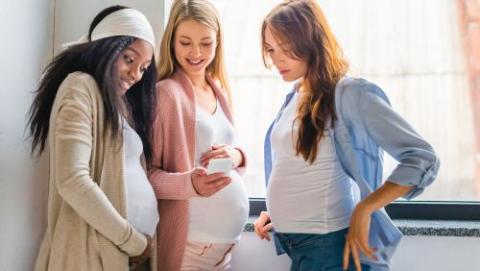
[261,0,349,163]
[157,0,232,108]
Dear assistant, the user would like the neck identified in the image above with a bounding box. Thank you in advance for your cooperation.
[118,95,131,120]
[185,70,209,91]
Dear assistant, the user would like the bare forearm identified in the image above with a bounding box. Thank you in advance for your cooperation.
[359,181,412,212]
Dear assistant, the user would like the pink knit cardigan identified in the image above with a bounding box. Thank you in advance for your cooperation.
[148,69,246,271]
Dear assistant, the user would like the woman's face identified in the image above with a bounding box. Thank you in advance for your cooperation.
[264,26,307,82]
[173,19,217,77]
[116,39,153,95]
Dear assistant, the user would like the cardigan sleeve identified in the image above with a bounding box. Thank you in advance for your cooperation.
[147,82,198,200]
[353,80,440,199]
[53,74,147,257]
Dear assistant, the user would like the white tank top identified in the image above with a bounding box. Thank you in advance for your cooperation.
[188,101,249,244]
[123,120,159,237]
[267,92,358,234]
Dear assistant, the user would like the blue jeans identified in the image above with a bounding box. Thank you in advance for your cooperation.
[275,228,371,271]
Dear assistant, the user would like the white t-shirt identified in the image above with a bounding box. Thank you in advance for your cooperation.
[123,120,159,237]
[267,92,358,234]
[188,101,249,244]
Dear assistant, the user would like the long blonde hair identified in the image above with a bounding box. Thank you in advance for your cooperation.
[157,0,232,107]
[261,0,349,164]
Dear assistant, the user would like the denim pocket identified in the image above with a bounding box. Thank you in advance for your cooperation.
[290,234,327,249]
[279,230,349,256]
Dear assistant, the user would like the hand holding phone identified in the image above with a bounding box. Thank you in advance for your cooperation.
[207,158,234,174]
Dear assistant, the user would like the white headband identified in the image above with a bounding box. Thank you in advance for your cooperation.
[62,8,155,49]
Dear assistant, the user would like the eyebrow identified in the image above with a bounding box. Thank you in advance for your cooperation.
[125,47,141,56]
[178,35,213,41]
[124,48,151,64]
[266,39,290,45]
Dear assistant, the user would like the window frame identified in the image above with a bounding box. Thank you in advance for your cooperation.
[249,199,480,221]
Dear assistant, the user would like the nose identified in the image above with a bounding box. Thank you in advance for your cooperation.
[191,45,201,58]
[270,51,282,67]
[128,67,142,82]
[272,52,284,64]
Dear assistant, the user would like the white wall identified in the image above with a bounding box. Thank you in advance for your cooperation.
[53,0,166,56]
[231,232,480,271]
[0,0,53,270]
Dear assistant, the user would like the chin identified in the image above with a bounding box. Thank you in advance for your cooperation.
[282,76,296,82]
[183,65,207,75]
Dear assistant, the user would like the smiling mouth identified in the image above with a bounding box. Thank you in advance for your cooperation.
[121,80,133,90]
[187,59,204,66]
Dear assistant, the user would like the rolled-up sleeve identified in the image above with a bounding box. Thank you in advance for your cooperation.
[358,83,440,199]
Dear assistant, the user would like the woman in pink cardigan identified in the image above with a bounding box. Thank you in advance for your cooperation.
[148,0,249,270]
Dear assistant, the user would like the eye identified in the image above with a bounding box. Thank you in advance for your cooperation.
[123,55,134,64]
[180,42,191,46]
[280,45,292,54]
[201,42,213,47]
[265,47,274,53]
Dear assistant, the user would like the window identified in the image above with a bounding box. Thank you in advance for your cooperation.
[209,0,480,204]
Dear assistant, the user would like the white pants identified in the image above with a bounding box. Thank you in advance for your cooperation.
[180,241,235,271]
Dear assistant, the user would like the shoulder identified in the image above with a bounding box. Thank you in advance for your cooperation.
[154,77,190,119]
[61,71,98,91]
[156,77,187,101]
[52,72,99,126]
[339,77,387,100]
[337,77,390,111]
[211,80,229,102]
[56,72,100,106]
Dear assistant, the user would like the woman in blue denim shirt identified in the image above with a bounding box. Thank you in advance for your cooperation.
[253,1,440,271]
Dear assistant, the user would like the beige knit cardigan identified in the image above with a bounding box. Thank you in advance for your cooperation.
[34,72,156,271]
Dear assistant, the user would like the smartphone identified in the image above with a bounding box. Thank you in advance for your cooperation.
[207,158,234,174]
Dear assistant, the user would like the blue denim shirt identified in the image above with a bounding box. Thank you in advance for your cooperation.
[264,77,440,271]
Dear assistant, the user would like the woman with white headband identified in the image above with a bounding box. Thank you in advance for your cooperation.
[28,5,158,271]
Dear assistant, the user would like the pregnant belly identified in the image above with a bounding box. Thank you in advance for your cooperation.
[188,171,249,241]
